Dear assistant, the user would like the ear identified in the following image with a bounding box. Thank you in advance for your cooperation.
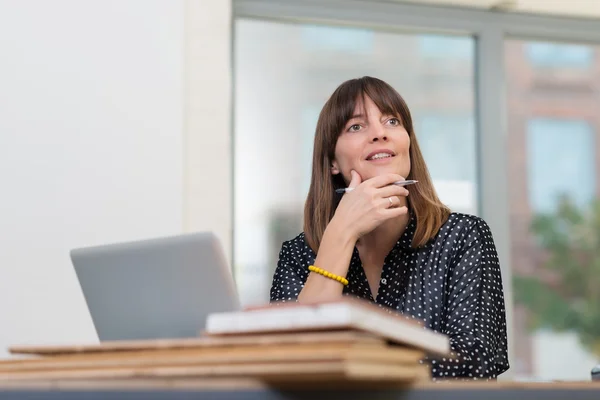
[330,160,340,175]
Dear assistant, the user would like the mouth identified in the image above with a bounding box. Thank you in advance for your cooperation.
[365,150,396,161]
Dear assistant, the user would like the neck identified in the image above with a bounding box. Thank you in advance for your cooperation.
[357,210,410,262]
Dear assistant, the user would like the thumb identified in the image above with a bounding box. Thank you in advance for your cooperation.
[348,170,362,189]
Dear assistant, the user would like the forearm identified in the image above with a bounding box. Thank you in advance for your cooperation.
[298,219,356,303]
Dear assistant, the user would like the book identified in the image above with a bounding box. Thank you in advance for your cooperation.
[0,360,430,383]
[0,342,423,374]
[205,297,450,356]
[9,331,381,356]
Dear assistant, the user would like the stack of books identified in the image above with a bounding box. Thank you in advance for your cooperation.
[0,298,449,386]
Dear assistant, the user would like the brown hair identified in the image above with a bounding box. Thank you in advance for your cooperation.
[304,76,451,252]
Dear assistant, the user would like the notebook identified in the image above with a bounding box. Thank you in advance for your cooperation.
[205,297,450,356]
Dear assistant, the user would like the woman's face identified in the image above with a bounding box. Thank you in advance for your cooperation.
[331,95,411,184]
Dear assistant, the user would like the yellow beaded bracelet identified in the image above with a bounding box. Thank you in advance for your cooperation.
[308,265,349,286]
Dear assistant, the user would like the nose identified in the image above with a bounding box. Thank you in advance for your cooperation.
[370,124,388,142]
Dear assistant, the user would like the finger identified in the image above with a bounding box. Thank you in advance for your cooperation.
[348,170,362,189]
[377,185,410,199]
[366,173,405,189]
[385,195,402,208]
[377,196,399,210]
[381,205,409,218]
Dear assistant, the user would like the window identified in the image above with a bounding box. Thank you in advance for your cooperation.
[302,25,374,53]
[416,114,476,182]
[506,38,600,381]
[527,118,595,213]
[526,42,594,69]
[415,114,477,215]
[418,35,473,59]
[300,106,320,194]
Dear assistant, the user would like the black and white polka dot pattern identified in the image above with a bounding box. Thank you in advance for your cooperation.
[269,212,510,380]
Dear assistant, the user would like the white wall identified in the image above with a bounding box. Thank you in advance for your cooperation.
[0,0,186,356]
[183,0,232,265]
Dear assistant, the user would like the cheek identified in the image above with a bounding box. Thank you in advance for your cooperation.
[396,135,411,162]
[334,137,362,167]
[400,131,410,153]
[399,133,411,168]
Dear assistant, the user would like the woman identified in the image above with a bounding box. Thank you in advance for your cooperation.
[269,76,509,380]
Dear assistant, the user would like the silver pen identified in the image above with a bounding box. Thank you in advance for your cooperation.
[335,180,418,194]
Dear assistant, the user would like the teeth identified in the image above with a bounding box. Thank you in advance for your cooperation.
[369,153,393,160]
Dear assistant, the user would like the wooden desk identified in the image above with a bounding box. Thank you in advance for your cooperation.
[0,379,597,399]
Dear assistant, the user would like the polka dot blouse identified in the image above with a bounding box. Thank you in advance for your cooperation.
[269,212,510,380]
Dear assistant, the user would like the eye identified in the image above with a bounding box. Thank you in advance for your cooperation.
[388,118,401,126]
[347,124,362,132]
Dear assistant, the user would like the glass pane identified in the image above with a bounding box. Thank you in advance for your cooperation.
[506,38,600,381]
[234,19,478,306]
[526,42,593,69]
[527,119,595,213]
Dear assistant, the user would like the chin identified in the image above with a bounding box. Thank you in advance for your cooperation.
[363,167,408,180]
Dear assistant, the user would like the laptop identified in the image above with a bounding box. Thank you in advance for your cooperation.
[71,232,241,342]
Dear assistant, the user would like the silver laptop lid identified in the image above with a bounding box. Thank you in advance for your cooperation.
[71,232,240,341]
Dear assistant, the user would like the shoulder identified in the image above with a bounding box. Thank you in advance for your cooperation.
[438,212,493,239]
[430,212,497,257]
[278,232,316,263]
[280,232,310,251]
[437,213,499,269]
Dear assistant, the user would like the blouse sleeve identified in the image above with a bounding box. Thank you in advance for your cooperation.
[432,217,510,380]
[269,241,304,303]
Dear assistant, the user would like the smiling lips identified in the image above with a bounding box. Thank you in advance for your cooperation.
[366,149,396,161]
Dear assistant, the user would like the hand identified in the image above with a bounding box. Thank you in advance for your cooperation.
[331,170,409,240]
